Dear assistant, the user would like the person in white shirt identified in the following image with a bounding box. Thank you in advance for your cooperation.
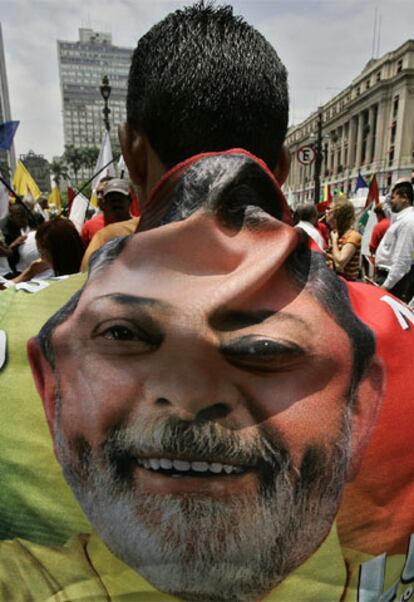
[375,181,414,301]
[295,203,325,249]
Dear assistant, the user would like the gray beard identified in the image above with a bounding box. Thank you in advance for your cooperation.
[55,410,351,602]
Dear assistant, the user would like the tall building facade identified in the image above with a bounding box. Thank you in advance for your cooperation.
[57,28,133,179]
[286,40,414,205]
[0,22,16,178]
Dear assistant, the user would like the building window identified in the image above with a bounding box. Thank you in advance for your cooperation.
[393,95,399,118]
[356,86,360,97]
[376,71,381,82]
[366,79,370,90]
[397,58,403,73]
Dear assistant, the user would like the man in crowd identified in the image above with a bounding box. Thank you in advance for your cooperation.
[295,203,325,248]
[80,175,114,246]
[375,181,414,301]
[369,203,390,257]
[0,3,413,600]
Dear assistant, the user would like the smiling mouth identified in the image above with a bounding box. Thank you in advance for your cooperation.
[136,457,250,477]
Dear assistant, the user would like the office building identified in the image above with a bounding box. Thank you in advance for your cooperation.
[286,40,414,205]
[57,28,133,180]
[0,22,16,177]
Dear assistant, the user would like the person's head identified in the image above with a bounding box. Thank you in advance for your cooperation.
[35,217,84,276]
[295,203,318,226]
[373,203,387,222]
[9,203,29,229]
[119,2,290,202]
[330,199,355,236]
[28,153,383,601]
[390,181,413,213]
[96,176,114,211]
[102,178,131,223]
[38,196,49,210]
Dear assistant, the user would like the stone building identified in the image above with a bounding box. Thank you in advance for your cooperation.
[285,40,414,205]
[0,23,16,178]
[57,28,133,180]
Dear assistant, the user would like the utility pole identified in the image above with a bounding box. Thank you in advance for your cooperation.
[314,107,323,204]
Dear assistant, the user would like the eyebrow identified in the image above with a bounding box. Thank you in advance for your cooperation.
[88,293,172,311]
[210,309,308,332]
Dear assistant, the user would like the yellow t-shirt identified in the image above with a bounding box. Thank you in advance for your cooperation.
[0,526,350,601]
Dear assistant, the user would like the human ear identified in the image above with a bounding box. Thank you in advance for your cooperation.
[27,337,58,442]
[272,144,291,186]
[118,123,148,187]
[346,357,384,481]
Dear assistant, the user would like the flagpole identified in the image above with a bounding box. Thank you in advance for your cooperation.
[64,157,116,206]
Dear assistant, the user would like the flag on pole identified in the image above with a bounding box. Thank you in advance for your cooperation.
[12,160,42,201]
[69,191,90,232]
[364,174,380,210]
[90,131,115,206]
[355,172,368,194]
[316,183,332,212]
[0,121,19,150]
[48,184,61,213]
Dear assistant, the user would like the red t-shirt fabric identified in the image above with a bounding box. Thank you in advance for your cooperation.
[369,218,391,255]
[80,214,106,247]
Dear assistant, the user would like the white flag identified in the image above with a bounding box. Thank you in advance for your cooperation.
[117,154,129,179]
[0,173,9,222]
[69,192,90,232]
[92,131,115,194]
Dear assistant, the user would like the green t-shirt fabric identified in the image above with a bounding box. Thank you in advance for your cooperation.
[0,275,90,545]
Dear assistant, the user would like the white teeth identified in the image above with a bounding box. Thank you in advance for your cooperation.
[138,457,246,475]
[173,459,191,471]
[209,463,223,473]
[191,461,209,473]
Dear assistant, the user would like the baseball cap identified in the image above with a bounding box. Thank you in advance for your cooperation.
[103,178,130,198]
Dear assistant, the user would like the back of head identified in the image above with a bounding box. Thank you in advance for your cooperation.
[332,199,355,236]
[392,181,414,205]
[36,218,84,276]
[127,2,288,170]
[296,204,317,224]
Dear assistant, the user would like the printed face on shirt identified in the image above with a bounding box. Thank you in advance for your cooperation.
[38,236,364,602]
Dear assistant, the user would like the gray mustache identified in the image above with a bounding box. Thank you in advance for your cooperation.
[103,416,290,475]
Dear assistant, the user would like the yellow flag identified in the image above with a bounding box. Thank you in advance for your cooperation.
[48,184,61,212]
[12,160,42,200]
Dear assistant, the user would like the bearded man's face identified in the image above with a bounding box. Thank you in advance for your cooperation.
[31,229,366,601]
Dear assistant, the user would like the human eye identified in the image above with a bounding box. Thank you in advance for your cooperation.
[223,335,306,372]
[92,319,162,352]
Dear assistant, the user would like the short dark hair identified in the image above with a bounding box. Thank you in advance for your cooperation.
[127,2,289,170]
[36,218,85,276]
[296,204,318,223]
[392,181,414,205]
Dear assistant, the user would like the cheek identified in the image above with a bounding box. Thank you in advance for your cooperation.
[56,353,148,448]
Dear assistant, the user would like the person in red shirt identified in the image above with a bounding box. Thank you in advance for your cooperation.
[369,204,390,256]
[81,178,132,248]
[80,176,113,247]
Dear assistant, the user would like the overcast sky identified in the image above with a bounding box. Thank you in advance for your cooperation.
[1,0,414,161]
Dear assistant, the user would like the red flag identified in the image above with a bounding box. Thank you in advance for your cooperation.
[67,186,77,213]
[364,174,379,209]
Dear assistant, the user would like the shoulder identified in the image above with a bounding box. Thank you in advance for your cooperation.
[342,230,361,246]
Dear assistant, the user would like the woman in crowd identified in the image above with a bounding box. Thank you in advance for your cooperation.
[327,199,362,281]
[11,218,84,283]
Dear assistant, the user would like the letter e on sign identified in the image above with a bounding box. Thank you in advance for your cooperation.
[297,145,316,166]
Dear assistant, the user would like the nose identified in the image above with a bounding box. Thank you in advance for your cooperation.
[145,342,242,423]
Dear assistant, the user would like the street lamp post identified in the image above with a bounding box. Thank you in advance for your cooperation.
[313,107,323,204]
[100,75,112,132]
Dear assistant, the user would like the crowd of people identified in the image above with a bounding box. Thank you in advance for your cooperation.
[2,174,413,302]
[293,179,414,304]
